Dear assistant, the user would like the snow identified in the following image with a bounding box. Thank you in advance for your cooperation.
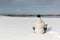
[0,16,60,40]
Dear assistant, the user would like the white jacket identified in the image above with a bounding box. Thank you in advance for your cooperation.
[34,18,45,34]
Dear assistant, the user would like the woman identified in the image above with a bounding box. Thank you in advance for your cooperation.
[33,15,47,34]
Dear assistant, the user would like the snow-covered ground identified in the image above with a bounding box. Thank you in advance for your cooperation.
[0,16,60,40]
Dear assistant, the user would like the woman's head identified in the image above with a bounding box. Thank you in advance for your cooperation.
[37,15,41,18]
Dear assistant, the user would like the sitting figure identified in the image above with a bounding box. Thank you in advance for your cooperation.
[33,15,47,34]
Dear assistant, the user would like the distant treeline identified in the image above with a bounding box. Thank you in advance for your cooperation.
[0,14,60,17]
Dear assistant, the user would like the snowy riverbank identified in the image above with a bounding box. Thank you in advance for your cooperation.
[0,16,60,40]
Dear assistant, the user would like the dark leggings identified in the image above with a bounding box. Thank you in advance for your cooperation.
[33,26,47,33]
[43,27,47,33]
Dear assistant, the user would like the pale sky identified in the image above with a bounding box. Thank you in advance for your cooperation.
[0,0,60,14]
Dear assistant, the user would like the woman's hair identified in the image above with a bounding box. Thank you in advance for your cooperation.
[37,15,41,18]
